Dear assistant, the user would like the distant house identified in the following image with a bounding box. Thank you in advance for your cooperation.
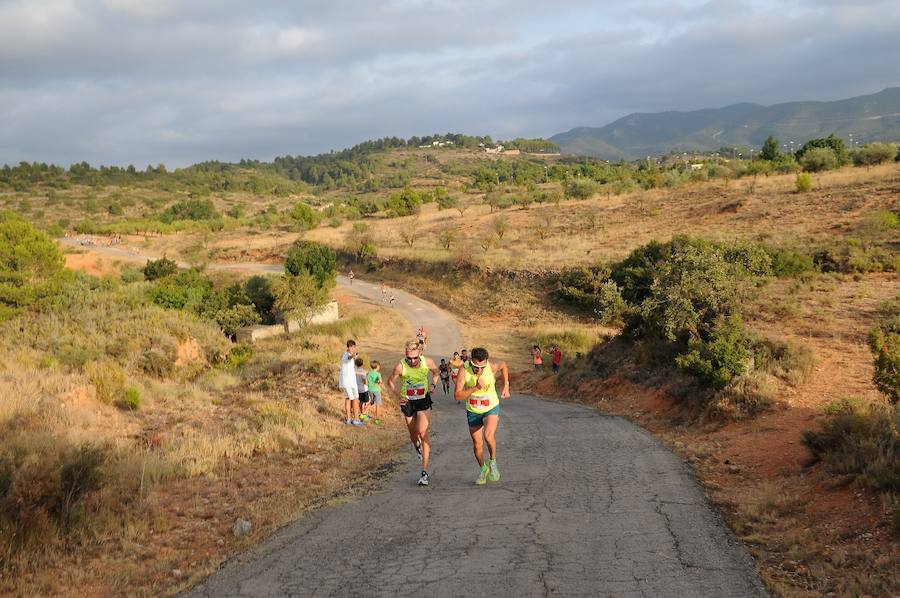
[690,163,704,170]
[484,145,504,154]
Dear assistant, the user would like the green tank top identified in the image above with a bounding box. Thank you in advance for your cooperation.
[400,356,430,400]
[463,361,499,414]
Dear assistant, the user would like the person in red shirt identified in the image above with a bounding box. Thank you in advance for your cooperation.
[551,345,563,374]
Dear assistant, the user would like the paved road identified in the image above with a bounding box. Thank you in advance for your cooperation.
[59,239,766,597]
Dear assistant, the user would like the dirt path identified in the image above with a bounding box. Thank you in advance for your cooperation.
[59,238,766,597]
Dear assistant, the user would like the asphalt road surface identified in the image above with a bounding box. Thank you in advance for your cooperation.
[58,239,766,597]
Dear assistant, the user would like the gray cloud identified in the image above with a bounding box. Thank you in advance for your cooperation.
[0,0,898,166]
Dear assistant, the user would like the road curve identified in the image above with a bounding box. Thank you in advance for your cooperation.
[58,239,766,596]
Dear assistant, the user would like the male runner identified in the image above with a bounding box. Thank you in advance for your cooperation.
[455,347,510,485]
[448,351,464,407]
[388,340,440,486]
[438,358,451,394]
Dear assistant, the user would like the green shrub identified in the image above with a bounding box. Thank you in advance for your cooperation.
[564,178,599,200]
[58,444,105,528]
[0,210,72,319]
[751,337,815,386]
[868,303,900,404]
[223,343,253,369]
[214,303,261,338]
[284,240,336,288]
[532,329,594,358]
[385,187,424,217]
[119,267,144,283]
[289,202,321,230]
[85,360,127,404]
[872,210,899,230]
[800,148,838,172]
[823,396,867,416]
[117,387,141,411]
[244,275,276,323]
[802,403,899,492]
[763,246,816,277]
[675,316,749,389]
[142,257,178,280]
[852,142,897,167]
[795,172,813,192]
[159,198,219,223]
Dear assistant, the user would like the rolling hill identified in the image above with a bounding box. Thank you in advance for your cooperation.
[551,87,900,159]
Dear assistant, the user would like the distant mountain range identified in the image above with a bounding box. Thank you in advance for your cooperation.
[550,87,900,159]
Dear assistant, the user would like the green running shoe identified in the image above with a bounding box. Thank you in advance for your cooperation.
[488,459,500,482]
[475,464,489,485]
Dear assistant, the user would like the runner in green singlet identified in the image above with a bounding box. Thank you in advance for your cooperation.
[454,347,510,485]
[387,340,440,486]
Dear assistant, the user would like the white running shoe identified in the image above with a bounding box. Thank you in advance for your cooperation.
[417,471,430,486]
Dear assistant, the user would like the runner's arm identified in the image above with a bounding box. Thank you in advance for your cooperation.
[426,358,439,393]
[387,362,406,404]
[493,361,511,398]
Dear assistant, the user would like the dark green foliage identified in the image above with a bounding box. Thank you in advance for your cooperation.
[288,202,321,230]
[764,246,816,277]
[284,240,336,288]
[385,187,427,217]
[800,148,838,172]
[149,269,212,311]
[760,135,782,161]
[796,133,847,163]
[852,143,898,167]
[214,303,261,338]
[564,178,599,200]
[142,257,178,280]
[0,210,72,319]
[244,275,276,323]
[675,316,749,389]
[868,300,900,404]
[159,198,219,223]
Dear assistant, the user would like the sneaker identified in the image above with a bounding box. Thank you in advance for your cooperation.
[351,419,365,426]
[488,459,500,482]
[359,414,370,420]
[345,418,353,425]
[372,419,381,425]
[417,471,430,486]
[475,464,489,485]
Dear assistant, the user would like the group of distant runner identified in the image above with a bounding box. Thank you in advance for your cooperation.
[338,330,510,487]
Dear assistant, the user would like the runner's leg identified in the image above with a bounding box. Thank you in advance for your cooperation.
[482,414,500,461]
[415,410,431,471]
[468,424,485,467]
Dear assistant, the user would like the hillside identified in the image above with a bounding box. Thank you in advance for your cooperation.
[551,87,900,159]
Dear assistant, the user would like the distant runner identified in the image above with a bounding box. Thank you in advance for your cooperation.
[455,347,510,485]
[381,282,387,302]
[449,351,464,407]
[416,326,428,351]
[349,269,355,285]
[388,340,440,486]
[438,358,451,394]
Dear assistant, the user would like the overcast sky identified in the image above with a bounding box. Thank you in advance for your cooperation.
[1,0,898,167]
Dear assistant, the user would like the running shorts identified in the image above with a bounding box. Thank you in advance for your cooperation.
[466,404,500,428]
[400,394,433,417]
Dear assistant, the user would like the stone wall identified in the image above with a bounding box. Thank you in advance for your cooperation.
[235,301,339,343]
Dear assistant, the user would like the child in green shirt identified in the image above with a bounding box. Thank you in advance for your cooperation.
[366,361,383,424]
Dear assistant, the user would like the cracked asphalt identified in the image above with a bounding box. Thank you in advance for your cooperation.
[184,275,767,598]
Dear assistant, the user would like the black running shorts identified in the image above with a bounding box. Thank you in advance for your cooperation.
[400,394,433,417]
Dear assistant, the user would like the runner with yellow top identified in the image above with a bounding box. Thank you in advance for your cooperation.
[388,340,440,486]
[454,347,510,485]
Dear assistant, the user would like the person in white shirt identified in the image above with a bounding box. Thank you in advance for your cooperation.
[339,340,364,425]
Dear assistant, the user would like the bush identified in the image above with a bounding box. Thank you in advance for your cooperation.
[138,347,176,378]
[214,303,261,338]
[244,275,276,323]
[434,187,457,211]
[289,202,321,230]
[273,272,331,323]
[117,387,141,411]
[284,240,336,288]
[802,403,899,492]
[751,336,815,386]
[385,187,424,217]
[800,148,838,172]
[159,198,219,223]
[142,257,178,280]
[564,178,599,200]
[795,172,813,192]
[223,343,253,369]
[852,142,897,167]
[85,360,127,404]
[868,303,900,404]
[0,210,72,319]
[675,316,750,389]
[763,246,816,277]
[58,444,105,528]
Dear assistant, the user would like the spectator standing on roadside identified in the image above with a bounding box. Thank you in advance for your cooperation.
[367,361,383,424]
[551,345,563,374]
[356,357,371,420]
[340,340,364,425]
[531,345,543,371]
